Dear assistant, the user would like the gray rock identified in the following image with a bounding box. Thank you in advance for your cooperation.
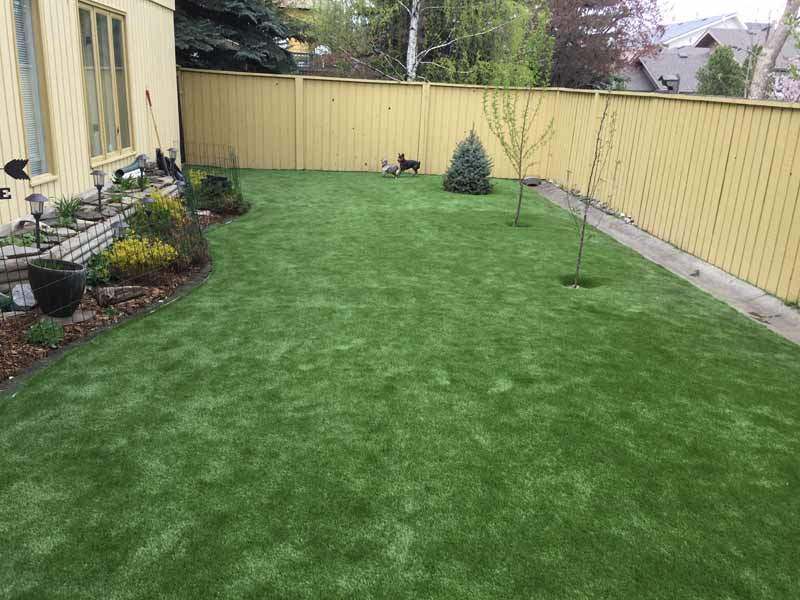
[52,309,95,325]
[522,177,542,187]
[75,209,105,222]
[11,283,36,309]
[0,244,41,259]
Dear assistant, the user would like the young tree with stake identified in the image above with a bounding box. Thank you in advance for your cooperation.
[483,10,554,228]
[567,95,616,289]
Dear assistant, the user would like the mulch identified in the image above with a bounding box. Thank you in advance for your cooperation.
[0,207,243,391]
[0,268,204,387]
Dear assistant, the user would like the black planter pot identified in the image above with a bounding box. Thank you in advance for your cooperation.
[28,259,87,318]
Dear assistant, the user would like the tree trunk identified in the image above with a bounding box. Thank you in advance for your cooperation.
[573,203,589,287]
[513,180,523,227]
[749,0,800,100]
[406,0,422,80]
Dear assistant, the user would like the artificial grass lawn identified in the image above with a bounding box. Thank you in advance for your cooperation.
[1,171,799,599]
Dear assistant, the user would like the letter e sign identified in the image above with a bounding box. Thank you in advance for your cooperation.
[0,188,11,200]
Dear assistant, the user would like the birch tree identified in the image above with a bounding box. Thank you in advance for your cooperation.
[748,0,800,100]
[311,0,528,82]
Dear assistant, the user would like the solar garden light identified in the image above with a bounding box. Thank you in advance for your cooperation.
[112,220,129,241]
[136,153,149,191]
[26,193,47,251]
[91,169,106,211]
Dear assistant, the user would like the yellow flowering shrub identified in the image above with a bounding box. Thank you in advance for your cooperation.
[128,189,186,241]
[188,168,208,189]
[107,237,177,280]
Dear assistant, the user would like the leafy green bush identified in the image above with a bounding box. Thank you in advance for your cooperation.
[0,294,12,312]
[127,190,210,270]
[128,190,186,242]
[189,176,250,215]
[0,232,36,247]
[26,320,65,348]
[443,129,493,195]
[87,252,112,286]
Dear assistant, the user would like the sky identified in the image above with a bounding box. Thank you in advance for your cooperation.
[661,0,787,24]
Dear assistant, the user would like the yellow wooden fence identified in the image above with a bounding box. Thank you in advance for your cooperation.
[178,68,800,304]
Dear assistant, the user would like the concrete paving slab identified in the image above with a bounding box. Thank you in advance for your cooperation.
[537,182,800,346]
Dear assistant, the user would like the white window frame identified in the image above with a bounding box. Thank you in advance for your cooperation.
[12,0,54,180]
[78,2,134,164]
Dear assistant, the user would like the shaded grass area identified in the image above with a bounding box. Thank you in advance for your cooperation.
[1,171,799,598]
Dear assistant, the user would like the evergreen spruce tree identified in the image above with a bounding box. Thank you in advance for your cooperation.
[443,130,493,195]
[175,0,300,73]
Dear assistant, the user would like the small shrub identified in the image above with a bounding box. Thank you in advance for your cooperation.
[106,237,177,281]
[0,232,36,247]
[0,294,12,312]
[443,129,493,195]
[126,190,210,270]
[112,174,138,191]
[87,252,112,286]
[171,220,211,270]
[128,190,186,241]
[188,168,208,189]
[26,320,65,348]
[55,196,82,226]
[189,175,250,215]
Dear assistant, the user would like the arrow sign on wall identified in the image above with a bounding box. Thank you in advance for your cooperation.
[4,159,30,181]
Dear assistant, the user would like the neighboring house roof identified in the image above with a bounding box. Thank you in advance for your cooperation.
[636,47,713,93]
[660,14,737,45]
[619,63,657,92]
[696,27,800,70]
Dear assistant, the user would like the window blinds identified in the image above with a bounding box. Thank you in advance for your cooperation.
[13,0,49,177]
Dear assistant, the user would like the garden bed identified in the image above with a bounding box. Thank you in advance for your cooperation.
[0,160,249,385]
[0,265,209,388]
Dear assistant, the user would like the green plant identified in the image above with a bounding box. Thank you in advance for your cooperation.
[102,306,121,317]
[112,174,138,191]
[188,168,208,189]
[195,178,250,215]
[0,232,36,247]
[697,46,746,97]
[483,9,555,227]
[87,252,112,286]
[25,319,65,348]
[107,237,177,280]
[54,196,82,226]
[128,190,187,241]
[443,129,493,195]
[0,293,12,312]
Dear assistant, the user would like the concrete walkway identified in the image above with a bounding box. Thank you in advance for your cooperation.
[537,182,800,346]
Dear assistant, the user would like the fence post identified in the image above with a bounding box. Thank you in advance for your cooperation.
[295,77,305,171]
[417,82,431,173]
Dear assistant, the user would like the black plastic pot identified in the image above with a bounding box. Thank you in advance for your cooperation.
[28,259,87,317]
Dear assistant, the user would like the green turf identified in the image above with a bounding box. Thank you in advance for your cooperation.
[1,171,799,599]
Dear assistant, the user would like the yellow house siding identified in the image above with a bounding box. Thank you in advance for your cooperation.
[0,0,178,225]
[178,69,800,304]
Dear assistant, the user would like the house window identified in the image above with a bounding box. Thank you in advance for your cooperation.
[13,0,51,177]
[78,3,132,160]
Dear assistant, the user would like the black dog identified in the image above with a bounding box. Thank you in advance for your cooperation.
[397,153,421,176]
